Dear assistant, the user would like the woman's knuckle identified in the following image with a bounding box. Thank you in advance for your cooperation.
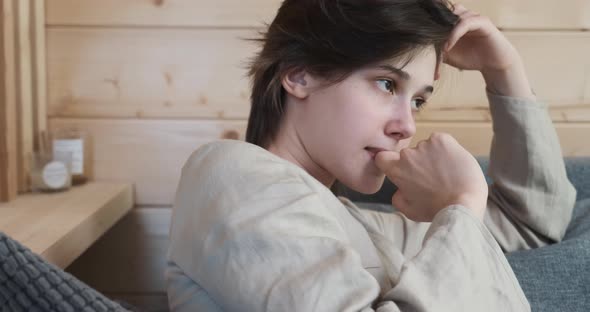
[400,148,412,159]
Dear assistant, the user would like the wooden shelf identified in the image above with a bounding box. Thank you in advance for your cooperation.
[0,182,133,269]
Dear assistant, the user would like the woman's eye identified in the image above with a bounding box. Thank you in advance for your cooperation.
[376,79,395,94]
[411,98,427,111]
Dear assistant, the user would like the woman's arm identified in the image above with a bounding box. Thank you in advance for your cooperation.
[345,200,530,311]
[443,5,577,251]
[483,90,577,251]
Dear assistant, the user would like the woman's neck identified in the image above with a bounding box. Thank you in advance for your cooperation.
[266,122,335,188]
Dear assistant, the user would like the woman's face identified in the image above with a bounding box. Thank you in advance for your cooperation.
[275,47,437,194]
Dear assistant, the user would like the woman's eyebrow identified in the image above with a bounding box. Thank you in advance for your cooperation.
[377,64,411,80]
[375,64,434,94]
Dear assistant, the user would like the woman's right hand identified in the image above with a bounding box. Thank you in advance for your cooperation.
[375,133,488,222]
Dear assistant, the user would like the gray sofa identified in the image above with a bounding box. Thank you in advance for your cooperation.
[1,158,589,311]
[335,157,590,312]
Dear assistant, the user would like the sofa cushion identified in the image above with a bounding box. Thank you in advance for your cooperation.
[0,232,133,311]
[505,198,590,312]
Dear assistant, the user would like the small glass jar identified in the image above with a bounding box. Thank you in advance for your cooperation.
[30,150,73,192]
[51,128,92,185]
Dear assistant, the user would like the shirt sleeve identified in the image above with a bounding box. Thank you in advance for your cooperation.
[483,90,577,251]
[348,201,529,311]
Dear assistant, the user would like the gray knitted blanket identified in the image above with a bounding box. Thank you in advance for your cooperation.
[0,232,133,312]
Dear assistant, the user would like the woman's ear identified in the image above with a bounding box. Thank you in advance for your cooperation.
[281,68,315,99]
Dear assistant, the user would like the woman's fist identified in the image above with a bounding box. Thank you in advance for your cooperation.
[375,133,488,222]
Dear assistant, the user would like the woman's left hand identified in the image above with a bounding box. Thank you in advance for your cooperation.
[443,5,518,73]
[442,4,535,99]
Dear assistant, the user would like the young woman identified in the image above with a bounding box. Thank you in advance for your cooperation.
[166,0,576,311]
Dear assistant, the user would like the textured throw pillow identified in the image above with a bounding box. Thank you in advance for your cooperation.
[0,232,136,312]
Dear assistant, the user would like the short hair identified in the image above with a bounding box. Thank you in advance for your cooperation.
[246,0,459,148]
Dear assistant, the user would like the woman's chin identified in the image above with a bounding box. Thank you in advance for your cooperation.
[345,174,386,195]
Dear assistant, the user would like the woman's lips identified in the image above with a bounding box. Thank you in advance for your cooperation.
[365,147,387,159]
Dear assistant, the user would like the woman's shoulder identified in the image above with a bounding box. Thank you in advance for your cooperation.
[186,139,275,163]
[181,140,304,182]
[172,139,341,231]
[177,140,332,205]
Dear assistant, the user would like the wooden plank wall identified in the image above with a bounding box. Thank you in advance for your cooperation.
[0,0,18,202]
[1,0,46,202]
[15,0,35,192]
[45,0,590,206]
[50,1,589,310]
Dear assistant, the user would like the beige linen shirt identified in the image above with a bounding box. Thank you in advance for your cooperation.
[166,91,576,311]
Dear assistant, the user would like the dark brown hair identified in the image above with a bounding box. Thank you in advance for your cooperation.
[246,0,459,148]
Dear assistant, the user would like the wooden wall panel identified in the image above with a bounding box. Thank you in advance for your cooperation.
[462,0,590,30]
[49,118,248,206]
[49,118,590,206]
[46,28,590,121]
[46,28,256,120]
[2,0,45,199]
[46,0,590,30]
[15,0,34,192]
[6,0,48,194]
[47,0,281,28]
[31,0,47,145]
[0,0,17,202]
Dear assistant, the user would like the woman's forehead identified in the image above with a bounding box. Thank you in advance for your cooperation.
[362,50,437,84]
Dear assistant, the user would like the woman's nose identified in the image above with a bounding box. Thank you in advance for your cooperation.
[385,100,416,141]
